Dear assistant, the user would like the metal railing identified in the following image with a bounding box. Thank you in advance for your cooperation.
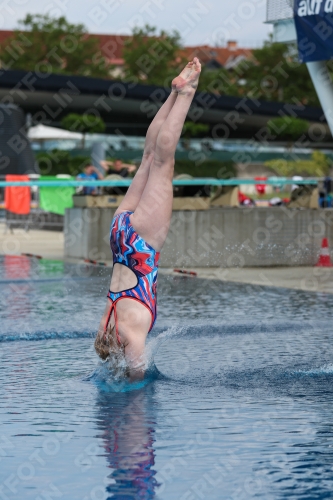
[0,178,322,188]
[4,210,64,233]
[266,0,293,22]
[0,177,64,232]
[0,177,324,233]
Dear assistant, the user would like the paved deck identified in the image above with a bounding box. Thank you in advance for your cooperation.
[159,267,333,294]
[1,224,332,294]
[0,223,64,261]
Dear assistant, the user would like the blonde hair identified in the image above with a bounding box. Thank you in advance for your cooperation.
[94,323,123,360]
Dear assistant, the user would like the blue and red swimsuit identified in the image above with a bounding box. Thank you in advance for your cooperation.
[105,211,160,345]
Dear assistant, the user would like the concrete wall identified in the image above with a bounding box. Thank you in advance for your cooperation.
[64,207,333,267]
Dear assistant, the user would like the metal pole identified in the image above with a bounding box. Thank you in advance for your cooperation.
[306,60,333,137]
[91,142,105,175]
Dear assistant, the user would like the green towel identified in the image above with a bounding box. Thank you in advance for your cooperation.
[39,176,75,215]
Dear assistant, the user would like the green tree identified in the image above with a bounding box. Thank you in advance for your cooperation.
[267,116,309,142]
[182,122,209,138]
[1,14,109,77]
[122,25,185,86]
[36,150,90,176]
[61,113,105,149]
[159,34,319,104]
[197,66,239,95]
[237,36,319,105]
[265,151,330,177]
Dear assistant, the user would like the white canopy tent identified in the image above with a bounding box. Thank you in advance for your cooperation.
[28,124,83,141]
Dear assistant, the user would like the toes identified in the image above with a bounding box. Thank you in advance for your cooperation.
[194,58,201,72]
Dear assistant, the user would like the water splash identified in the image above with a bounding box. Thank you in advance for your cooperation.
[294,364,333,376]
[87,362,158,393]
[145,325,187,368]
[86,326,185,392]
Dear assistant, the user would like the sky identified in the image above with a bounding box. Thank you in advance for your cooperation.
[2,0,273,48]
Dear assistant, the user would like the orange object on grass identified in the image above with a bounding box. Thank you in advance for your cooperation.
[5,175,31,214]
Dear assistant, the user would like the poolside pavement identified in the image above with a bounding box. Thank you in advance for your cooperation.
[168,266,333,295]
[1,223,333,294]
[0,222,64,261]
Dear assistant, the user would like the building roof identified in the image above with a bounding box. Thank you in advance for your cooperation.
[88,33,128,64]
[0,30,253,68]
[0,29,14,44]
[182,43,253,69]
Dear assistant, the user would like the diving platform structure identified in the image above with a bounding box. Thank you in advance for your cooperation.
[266,0,333,137]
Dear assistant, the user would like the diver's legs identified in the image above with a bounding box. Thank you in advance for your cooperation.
[131,58,201,251]
[115,91,177,214]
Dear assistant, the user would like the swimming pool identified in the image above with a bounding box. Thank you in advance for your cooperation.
[1,255,333,499]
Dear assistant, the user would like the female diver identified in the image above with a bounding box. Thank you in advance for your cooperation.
[95,58,201,377]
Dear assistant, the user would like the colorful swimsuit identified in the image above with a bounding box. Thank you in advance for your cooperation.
[105,211,160,345]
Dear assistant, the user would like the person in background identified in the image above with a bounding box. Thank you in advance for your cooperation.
[238,191,256,206]
[76,165,103,195]
[291,175,303,192]
[319,178,332,208]
[100,159,137,177]
[324,176,332,208]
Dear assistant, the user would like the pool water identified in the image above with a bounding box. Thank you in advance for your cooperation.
[1,255,333,499]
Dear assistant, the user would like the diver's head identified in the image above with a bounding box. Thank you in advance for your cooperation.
[94,334,110,360]
[94,323,123,360]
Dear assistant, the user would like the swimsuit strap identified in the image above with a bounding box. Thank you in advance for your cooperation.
[107,290,156,334]
[104,299,122,346]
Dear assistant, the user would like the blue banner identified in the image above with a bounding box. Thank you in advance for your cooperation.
[294,0,333,62]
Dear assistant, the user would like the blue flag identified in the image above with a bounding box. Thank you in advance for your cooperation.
[294,0,333,62]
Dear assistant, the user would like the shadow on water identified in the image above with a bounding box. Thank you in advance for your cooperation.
[95,386,159,500]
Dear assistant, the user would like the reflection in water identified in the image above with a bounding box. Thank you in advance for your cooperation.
[4,254,32,280]
[95,387,159,499]
[4,255,32,319]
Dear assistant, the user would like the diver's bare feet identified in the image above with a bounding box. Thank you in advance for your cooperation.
[172,57,201,95]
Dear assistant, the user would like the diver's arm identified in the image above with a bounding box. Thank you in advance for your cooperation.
[99,160,114,171]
